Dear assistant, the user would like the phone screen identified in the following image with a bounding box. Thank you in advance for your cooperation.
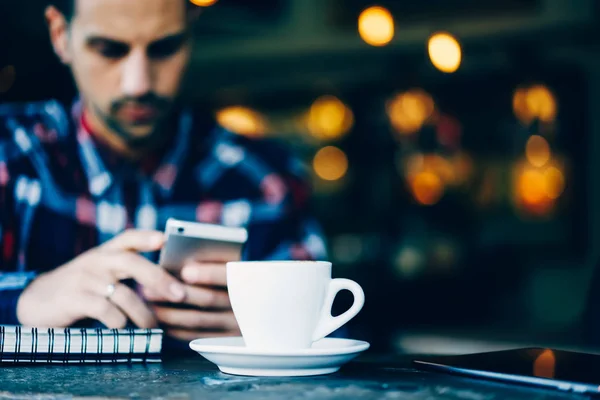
[159,234,244,272]
[158,219,248,273]
[416,348,600,386]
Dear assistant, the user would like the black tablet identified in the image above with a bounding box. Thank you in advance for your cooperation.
[413,348,600,396]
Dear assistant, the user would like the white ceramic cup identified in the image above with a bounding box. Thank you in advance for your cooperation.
[226,261,365,350]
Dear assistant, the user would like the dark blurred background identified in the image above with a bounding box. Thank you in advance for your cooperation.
[2,0,600,354]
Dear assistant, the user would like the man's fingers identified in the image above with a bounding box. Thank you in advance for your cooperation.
[102,252,186,303]
[153,306,238,331]
[143,284,230,309]
[83,296,128,329]
[184,285,231,309]
[166,329,240,342]
[108,284,157,329]
[140,286,161,302]
[102,230,165,252]
[181,263,227,287]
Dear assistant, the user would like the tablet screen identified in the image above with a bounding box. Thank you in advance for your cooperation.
[415,348,600,387]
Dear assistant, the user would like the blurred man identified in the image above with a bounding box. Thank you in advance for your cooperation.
[0,0,326,343]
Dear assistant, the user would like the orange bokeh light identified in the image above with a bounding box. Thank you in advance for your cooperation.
[216,106,267,137]
[307,96,354,140]
[513,160,566,216]
[411,171,444,205]
[513,84,557,124]
[544,166,565,199]
[190,0,218,6]
[534,350,556,379]
[313,146,349,181]
[519,169,547,205]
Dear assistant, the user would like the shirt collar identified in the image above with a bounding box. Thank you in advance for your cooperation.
[71,98,193,199]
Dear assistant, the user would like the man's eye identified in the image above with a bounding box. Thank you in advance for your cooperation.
[148,37,186,60]
[92,42,129,59]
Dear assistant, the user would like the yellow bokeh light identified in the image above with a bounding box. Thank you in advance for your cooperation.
[307,96,354,140]
[358,6,395,47]
[190,0,218,6]
[411,171,444,205]
[313,146,349,181]
[216,106,267,137]
[544,166,565,199]
[428,32,462,73]
[525,135,551,168]
[388,89,435,135]
[513,84,557,124]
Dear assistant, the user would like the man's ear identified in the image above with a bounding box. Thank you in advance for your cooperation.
[45,5,72,65]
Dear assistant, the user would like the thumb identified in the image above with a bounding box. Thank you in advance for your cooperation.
[102,230,165,252]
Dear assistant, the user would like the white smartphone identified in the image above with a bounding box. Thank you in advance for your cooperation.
[158,218,248,273]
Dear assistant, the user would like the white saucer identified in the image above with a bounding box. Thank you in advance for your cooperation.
[189,337,370,377]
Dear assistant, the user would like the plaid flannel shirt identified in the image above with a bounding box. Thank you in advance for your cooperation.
[0,98,328,325]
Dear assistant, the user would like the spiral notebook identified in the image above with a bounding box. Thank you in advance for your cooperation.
[0,325,163,364]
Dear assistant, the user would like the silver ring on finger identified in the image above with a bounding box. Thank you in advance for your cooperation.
[106,283,117,301]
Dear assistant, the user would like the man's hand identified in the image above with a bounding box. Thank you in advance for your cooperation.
[17,230,186,329]
[145,262,240,341]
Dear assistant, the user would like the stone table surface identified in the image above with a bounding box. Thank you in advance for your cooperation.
[0,354,589,399]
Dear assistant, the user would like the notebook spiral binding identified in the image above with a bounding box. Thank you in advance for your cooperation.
[0,325,163,364]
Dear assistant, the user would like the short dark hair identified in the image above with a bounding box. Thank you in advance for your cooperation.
[53,0,196,21]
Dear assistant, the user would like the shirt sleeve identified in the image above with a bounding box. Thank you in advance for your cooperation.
[0,274,36,325]
[0,131,36,325]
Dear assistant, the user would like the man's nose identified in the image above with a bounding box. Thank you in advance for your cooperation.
[121,50,151,98]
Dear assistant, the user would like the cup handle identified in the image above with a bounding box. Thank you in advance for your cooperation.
[312,278,365,342]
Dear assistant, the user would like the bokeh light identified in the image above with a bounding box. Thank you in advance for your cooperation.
[513,84,557,124]
[216,106,267,137]
[427,155,454,184]
[402,151,473,206]
[544,166,565,199]
[306,96,354,140]
[313,146,349,181]
[513,160,566,216]
[527,85,557,123]
[388,89,435,135]
[403,153,425,177]
[428,32,462,73]
[403,153,471,187]
[358,6,395,47]
[534,350,556,379]
[395,246,425,279]
[525,135,551,168]
[410,171,444,205]
[189,0,218,6]
[0,65,16,94]
[519,169,547,205]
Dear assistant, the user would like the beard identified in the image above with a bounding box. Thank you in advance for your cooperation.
[92,93,174,150]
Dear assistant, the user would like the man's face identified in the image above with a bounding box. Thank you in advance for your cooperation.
[56,0,192,147]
